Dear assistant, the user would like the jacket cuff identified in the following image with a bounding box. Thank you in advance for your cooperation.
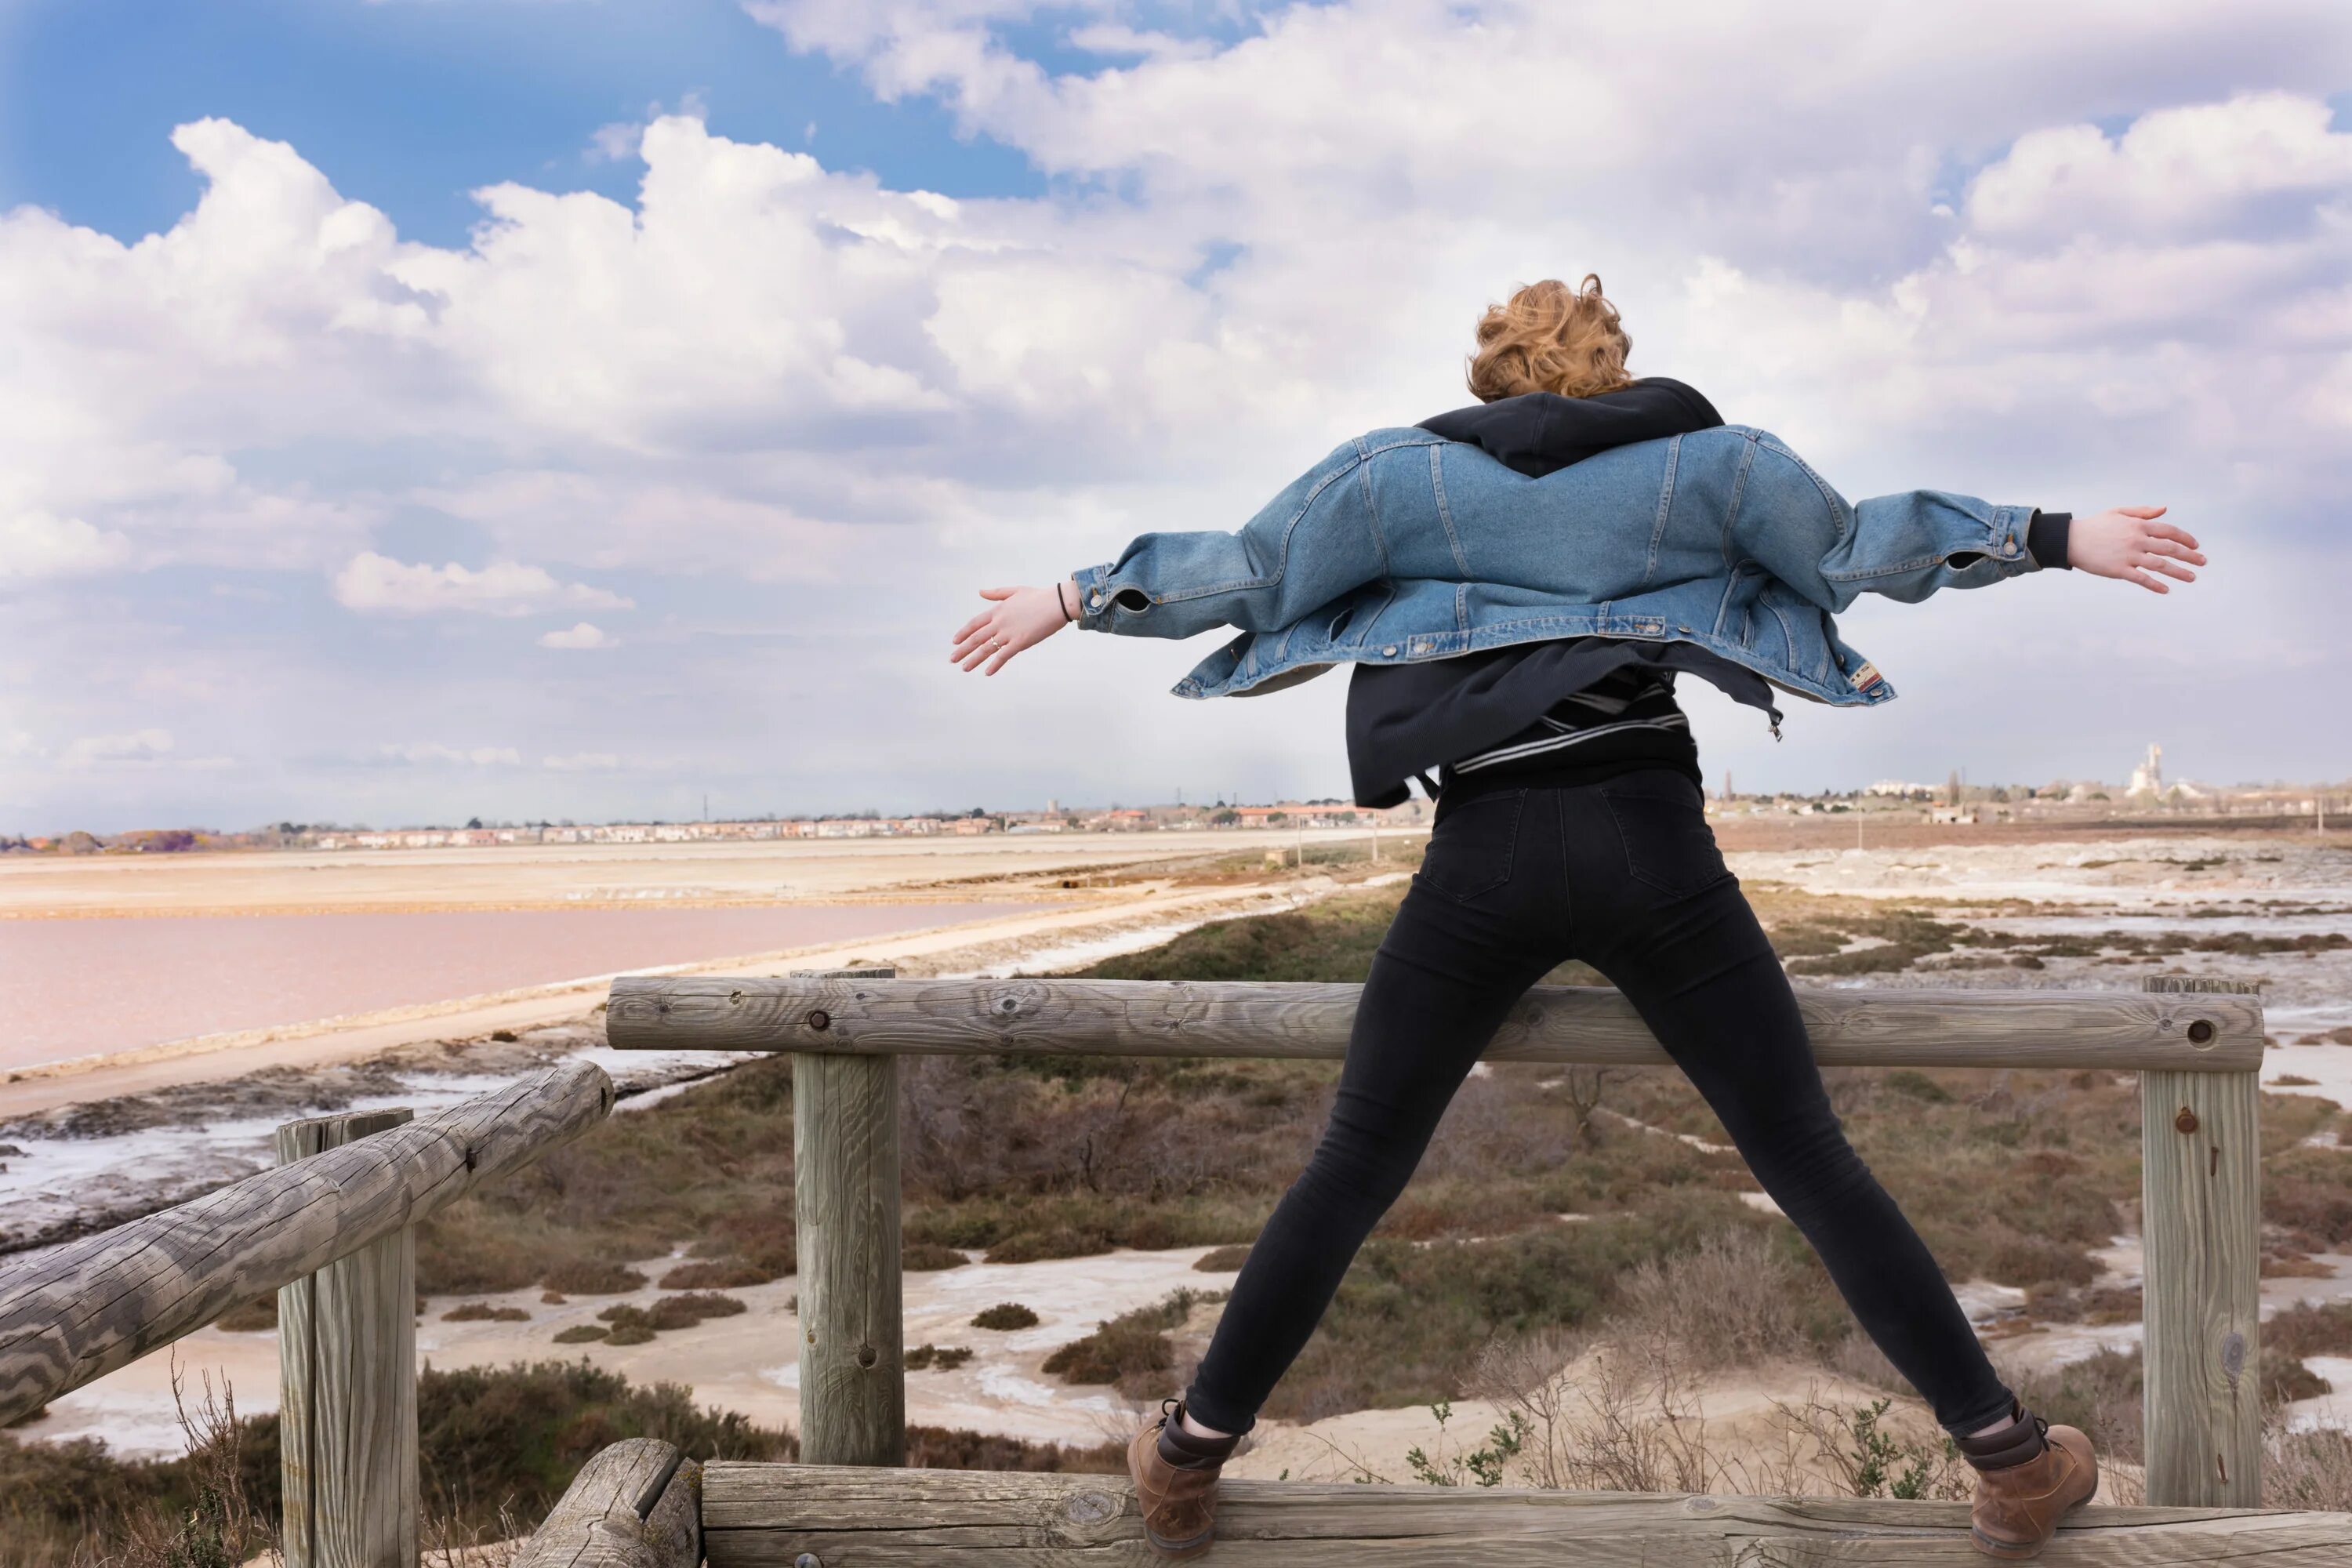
[1069,564,1120,631]
[2027,510,2072,570]
[1943,505,2038,572]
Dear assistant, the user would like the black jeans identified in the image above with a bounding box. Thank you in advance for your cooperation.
[1183,768,2013,1438]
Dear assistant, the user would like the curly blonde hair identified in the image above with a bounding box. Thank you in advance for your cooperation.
[1465,274,1632,401]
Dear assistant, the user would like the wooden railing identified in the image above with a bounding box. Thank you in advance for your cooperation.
[0,1060,613,1567]
[572,968,2352,1565]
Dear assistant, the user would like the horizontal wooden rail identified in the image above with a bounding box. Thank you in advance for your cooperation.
[0,1060,613,1428]
[608,975,2263,1071]
[701,1465,2352,1566]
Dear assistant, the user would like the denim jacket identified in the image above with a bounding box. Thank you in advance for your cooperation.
[1070,425,2042,706]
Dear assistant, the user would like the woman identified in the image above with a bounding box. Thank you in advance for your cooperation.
[950,277,2202,1561]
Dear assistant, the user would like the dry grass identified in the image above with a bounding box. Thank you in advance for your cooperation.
[2267,1424,2352,1511]
[1613,1228,1841,1370]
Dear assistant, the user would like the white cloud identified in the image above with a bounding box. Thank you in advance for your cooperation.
[1967,93,2352,239]
[6,3,2352,826]
[376,742,524,768]
[61,729,172,769]
[0,511,132,582]
[332,553,633,616]
[538,621,617,648]
[542,751,621,771]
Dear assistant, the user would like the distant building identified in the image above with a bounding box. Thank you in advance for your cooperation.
[2129,744,2165,797]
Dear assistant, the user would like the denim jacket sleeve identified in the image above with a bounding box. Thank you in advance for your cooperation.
[1736,439,2042,612]
[1065,439,1390,639]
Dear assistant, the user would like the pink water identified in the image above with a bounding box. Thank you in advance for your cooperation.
[0,903,1037,1070]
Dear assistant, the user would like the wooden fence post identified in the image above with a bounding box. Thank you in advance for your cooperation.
[793,967,905,1465]
[2140,977,2262,1506]
[278,1109,419,1568]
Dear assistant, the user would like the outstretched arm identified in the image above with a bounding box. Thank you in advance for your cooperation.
[950,437,1391,675]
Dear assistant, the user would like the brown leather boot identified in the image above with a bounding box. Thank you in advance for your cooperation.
[1958,1406,2098,1560]
[1128,1399,1236,1559]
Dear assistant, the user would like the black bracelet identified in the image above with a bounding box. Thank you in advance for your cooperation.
[1060,581,1078,622]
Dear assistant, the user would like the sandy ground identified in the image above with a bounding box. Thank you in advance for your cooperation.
[0,829,1395,918]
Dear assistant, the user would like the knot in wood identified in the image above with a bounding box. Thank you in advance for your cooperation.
[1683,1495,1719,1515]
[2186,1018,2216,1045]
[1064,1490,1119,1525]
[729,988,745,1004]
[2174,1106,2200,1135]
[807,1010,831,1032]
[2223,1330,2246,1384]
[856,1343,878,1369]
[795,1555,823,1568]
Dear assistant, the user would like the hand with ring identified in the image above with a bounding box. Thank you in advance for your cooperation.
[951,581,1078,674]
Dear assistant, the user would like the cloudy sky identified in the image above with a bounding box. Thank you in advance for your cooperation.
[2,0,2348,833]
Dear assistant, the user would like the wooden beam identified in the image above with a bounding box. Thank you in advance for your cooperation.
[0,1061,613,1428]
[513,1438,701,1568]
[699,1465,2352,1566]
[608,975,2263,1072]
[277,1108,419,1568]
[2141,976,2264,1507]
[794,966,905,1467]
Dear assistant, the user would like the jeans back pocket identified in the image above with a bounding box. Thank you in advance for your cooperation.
[1600,777,1733,898]
[1417,788,1525,902]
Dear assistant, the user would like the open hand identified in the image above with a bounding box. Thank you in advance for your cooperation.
[2070,506,2203,593]
[951,583,1073,674]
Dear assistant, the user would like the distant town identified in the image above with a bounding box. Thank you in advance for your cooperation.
[4,746,2345,855]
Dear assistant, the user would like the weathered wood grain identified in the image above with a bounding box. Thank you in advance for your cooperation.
[699,1465,2352,1566]
[795,1049,905,1465]
[2140,977,2263,1507]
[0,1061,613,1428]
[513,1438,701,1568]
[608,975,2263,1071]
[278,1109,419,1568]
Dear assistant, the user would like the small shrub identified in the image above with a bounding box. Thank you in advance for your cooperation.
[441,1301,530,1323]
[659,1258,776,1290]
[552,1325,608,1345]
[2269,1302,2352,1359]
[903,1243,971,1272]
[984,1226,1104,1264]
[972,1302,1039,1331]
[1040,1290,1210,1399]
[541,1259,648,1294]
[1043,1319,1176,1394]
[647,1293,748,1331]
[2263,1347,2331,1406]
[605,1322,657,1346]
[1194,1244,1251,1272]
[540,1290,568,1305]
[904,1344,976,1371]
